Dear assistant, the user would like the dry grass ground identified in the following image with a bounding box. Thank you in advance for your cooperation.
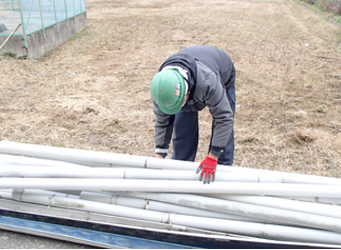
[0,0,340,177]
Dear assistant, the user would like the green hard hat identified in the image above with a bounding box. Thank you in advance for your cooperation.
[150,69,186,115]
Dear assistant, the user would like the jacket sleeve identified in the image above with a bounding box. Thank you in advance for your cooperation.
[196,62,234,157]
[153,102,175,157]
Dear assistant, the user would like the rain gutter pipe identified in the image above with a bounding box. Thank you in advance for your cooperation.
[9,189,341,245]
[1,140,340,185]
[1,178,341,198]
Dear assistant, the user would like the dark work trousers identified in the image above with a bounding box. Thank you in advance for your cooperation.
[172,83,236,165]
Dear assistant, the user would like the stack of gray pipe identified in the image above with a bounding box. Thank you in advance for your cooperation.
[1,140,341,247]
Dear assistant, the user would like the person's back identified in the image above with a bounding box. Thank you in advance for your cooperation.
[151,46,236,184]
[162,46,235,90]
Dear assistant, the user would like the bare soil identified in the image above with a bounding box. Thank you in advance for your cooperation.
[1,0,340,177]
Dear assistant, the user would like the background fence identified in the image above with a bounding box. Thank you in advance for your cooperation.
[0,0,87,58]
[0,0,86,38]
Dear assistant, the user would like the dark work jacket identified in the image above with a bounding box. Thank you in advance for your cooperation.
[153,46,235,158]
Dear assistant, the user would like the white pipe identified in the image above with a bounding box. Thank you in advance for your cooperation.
[0,189,12,193]
[0,190,13,200]
[0,140,147,168]
[0,189,79,200]
[9,189,341,245]
[0,165,262,182]
[123,192,341,233]
[12,189,79,200]
[11,189,170,223]
[278,196,341,205]
[79,191,275,224]
[144,158,333,185]
[0,196,194,236]
[274,174,341,185]
[145,157,199,170]
[0,154,89,169]
[170,213,341,245]
[2,162,340,185]
[1,140,340,186]
[1,178,341,197]
[1,163,339,186]
[3,141,341,245]
[0,166,125,179]
[217,167,341,185]
[125,169,258,182]
[207,194,341,219]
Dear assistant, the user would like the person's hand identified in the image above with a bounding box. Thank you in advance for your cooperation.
[154,154,164,159]
[196,156,218,184]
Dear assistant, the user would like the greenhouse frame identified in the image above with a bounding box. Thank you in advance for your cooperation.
[0,0,87,58]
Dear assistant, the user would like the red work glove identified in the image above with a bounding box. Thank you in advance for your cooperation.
[196,156,218,184]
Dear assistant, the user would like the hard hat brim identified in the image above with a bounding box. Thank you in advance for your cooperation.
[158,100,183,115]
